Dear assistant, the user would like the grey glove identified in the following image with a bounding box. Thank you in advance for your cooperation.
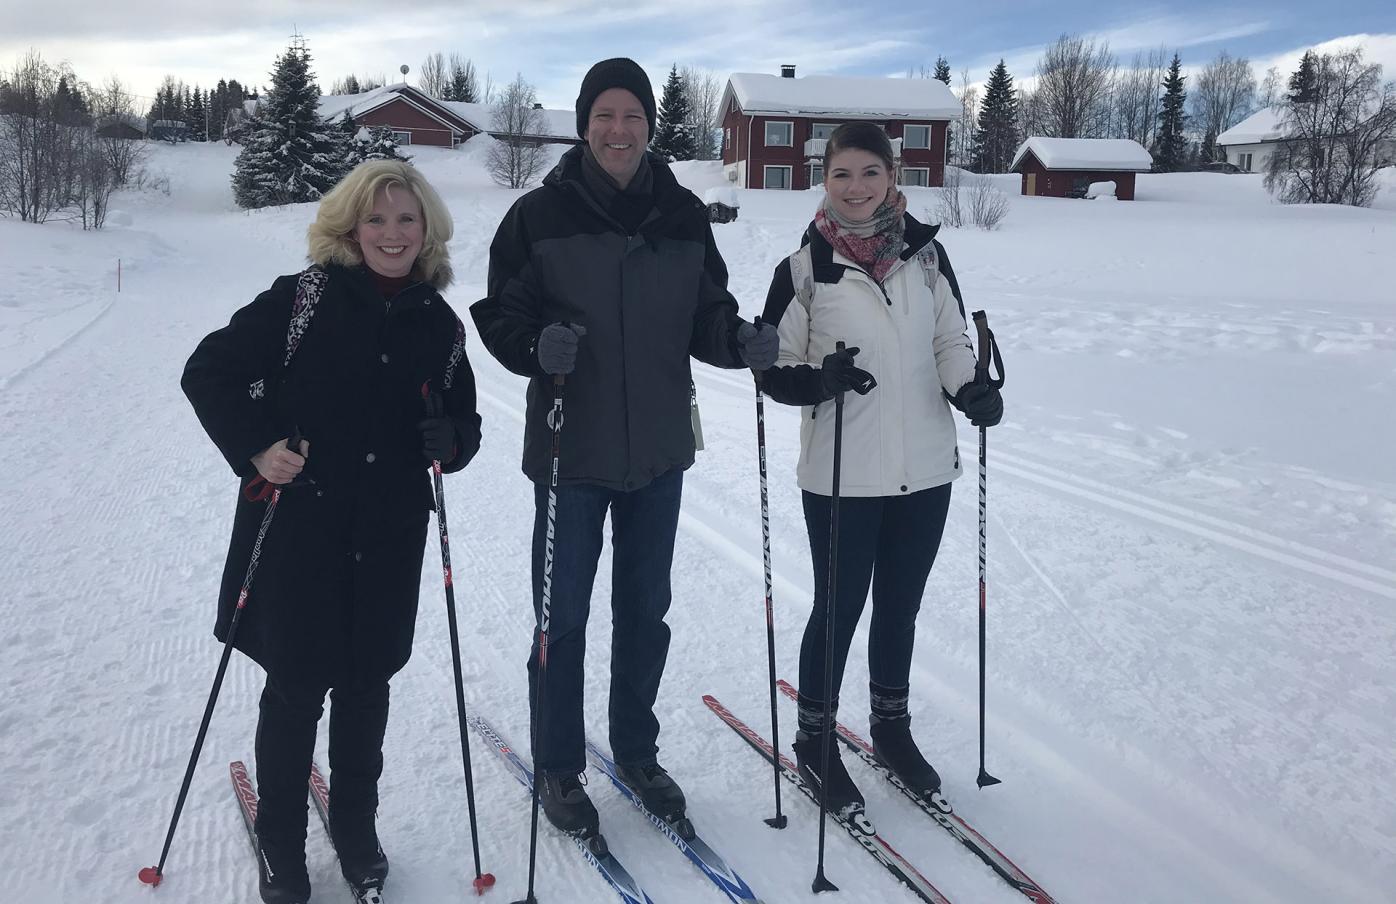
[736,320,779,370]
[537,322,587,375]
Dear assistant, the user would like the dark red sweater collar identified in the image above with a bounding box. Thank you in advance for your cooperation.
[367,268,414,299]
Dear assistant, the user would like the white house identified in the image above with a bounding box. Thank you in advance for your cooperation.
[1216,108,1286,173]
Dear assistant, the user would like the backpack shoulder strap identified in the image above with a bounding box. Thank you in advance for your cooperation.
[283,266,329,367]
[787,245,815,312]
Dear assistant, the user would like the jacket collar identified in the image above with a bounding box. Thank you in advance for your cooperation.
[546,145,700,235]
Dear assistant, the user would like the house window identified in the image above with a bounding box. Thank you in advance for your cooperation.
[811,122,839,140]
[764,121,793,146]
[903,125,930,149]
[391,130,411,145]
[900,167,930,187]
[724,128,732,153]
[763,165,793,190]
[809,162,824,186]
[1239,152,1253,172]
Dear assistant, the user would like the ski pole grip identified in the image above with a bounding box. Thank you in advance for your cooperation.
[972,311,991,374]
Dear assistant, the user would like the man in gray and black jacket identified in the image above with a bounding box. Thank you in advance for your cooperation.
[470,57,778,840]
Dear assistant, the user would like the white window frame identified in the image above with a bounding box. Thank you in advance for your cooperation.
[763,165,793,190]
[810,122,839,141]
[391,130,412,145]
[808,162,824,186]
[899,167,930,187]
[764,120,794,147]
[903,124,930,149]
[724,128,732,153]
[1239,152,1253,172]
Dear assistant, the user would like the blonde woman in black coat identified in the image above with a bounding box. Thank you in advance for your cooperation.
[182,160,481,904]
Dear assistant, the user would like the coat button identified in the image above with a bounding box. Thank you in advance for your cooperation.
[366,452,376,463]
[380,353,390,364]
[900,484,908,492]
[354,552,363,562]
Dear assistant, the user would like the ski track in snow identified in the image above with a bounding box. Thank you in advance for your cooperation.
[1,143,1393,903]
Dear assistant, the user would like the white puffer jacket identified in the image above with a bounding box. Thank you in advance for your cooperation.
[760,217,978,497]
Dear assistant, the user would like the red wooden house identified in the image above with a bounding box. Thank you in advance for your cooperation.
[720,66,960,190]
[1010,137,1152,200]
[313,83,580,148]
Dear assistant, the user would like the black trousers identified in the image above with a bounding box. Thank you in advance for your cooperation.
[796,483,953,722]
[253,673,390,842]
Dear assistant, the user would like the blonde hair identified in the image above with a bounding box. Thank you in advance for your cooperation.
[307,160,454,289]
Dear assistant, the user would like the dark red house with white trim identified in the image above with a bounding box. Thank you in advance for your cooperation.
[720,66,960,190]
[1010,137,1152,200]
[312,83,580,148]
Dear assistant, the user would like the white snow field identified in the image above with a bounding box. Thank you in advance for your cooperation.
[2,140,1394,904]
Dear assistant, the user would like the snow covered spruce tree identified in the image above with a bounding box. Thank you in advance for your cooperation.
[972,60,1020,173]
[1152,53,1190,172]
[231,38,349,209]
[347,124,411,167]
[651,65,698,162]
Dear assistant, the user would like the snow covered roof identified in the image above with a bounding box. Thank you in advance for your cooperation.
[723,73,960,120]
[1216,107,1286,147]
[439,101,578,140]
[317,83,415,123]
[1011,137,1153,172]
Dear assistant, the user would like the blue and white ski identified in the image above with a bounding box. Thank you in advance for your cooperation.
[465,712,656,904]
[585,739,765,904]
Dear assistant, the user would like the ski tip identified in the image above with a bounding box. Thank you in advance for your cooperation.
[473,871,497,894]
[137,866,163,886]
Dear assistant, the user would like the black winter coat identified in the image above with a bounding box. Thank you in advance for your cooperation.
[182,264,481,685]
[470,147,747,492]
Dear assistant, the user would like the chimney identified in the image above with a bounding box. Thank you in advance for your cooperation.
[780,64,796,79]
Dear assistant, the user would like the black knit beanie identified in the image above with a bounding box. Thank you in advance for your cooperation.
[575,58,656,141]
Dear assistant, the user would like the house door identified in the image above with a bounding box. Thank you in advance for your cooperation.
[1025,173,1037,196]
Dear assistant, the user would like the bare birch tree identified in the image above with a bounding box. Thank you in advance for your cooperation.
[1035,34,1116,138]
[680,66,722,160]
[419,52,448,98]
[1111,47,1169,147]
[486,74,548,189]
[1191,51,1256,160]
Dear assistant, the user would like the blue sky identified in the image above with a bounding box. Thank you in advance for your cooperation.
[3,0,1393,110]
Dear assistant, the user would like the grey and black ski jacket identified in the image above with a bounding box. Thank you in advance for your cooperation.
[471,146,748,491]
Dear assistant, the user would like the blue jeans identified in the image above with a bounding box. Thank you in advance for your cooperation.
[528,469,684,774]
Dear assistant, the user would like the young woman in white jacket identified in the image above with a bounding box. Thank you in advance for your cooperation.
[759,122,1003,813]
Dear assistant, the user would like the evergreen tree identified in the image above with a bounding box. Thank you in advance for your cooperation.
[343,74,361,95]
[933,56,951,85]
[347,124,411,166]
[232,38,350,209]
[188,87,207,140]
[1288,50,1318,103]
[651,64,697,162]
[209,79,229,141]
[447,58,477,102]
[970,60,1020,173]
[1153,53,1189,172]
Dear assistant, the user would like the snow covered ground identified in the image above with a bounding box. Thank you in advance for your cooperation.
[2,140,1394,904]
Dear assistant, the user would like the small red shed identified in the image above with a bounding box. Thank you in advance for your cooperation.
[1010,138,1153,200]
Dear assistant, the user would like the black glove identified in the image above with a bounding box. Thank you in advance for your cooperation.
[418,415,456,463]
[954,380,1003,427]
[820,346,877,397]
[536,322,586,375]
[736,320,779,370]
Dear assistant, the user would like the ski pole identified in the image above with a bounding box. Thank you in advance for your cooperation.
[515,373,565,904]
[423,386,497,895]
[812,342,848,895]
[970,311,1005,790]
[752,317,787,831]
[139,429,302,888]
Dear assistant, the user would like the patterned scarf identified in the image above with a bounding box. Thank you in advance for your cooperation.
[814,188,908,283]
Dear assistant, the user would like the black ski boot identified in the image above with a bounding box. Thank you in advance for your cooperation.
[870,714,942,798]
[793,729,865,815]
[254,832,311,904]
[616,762,693,839]
[540,772,602,841]
[329,808,389,891]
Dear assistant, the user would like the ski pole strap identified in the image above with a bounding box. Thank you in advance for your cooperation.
[971,310,1005,389]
